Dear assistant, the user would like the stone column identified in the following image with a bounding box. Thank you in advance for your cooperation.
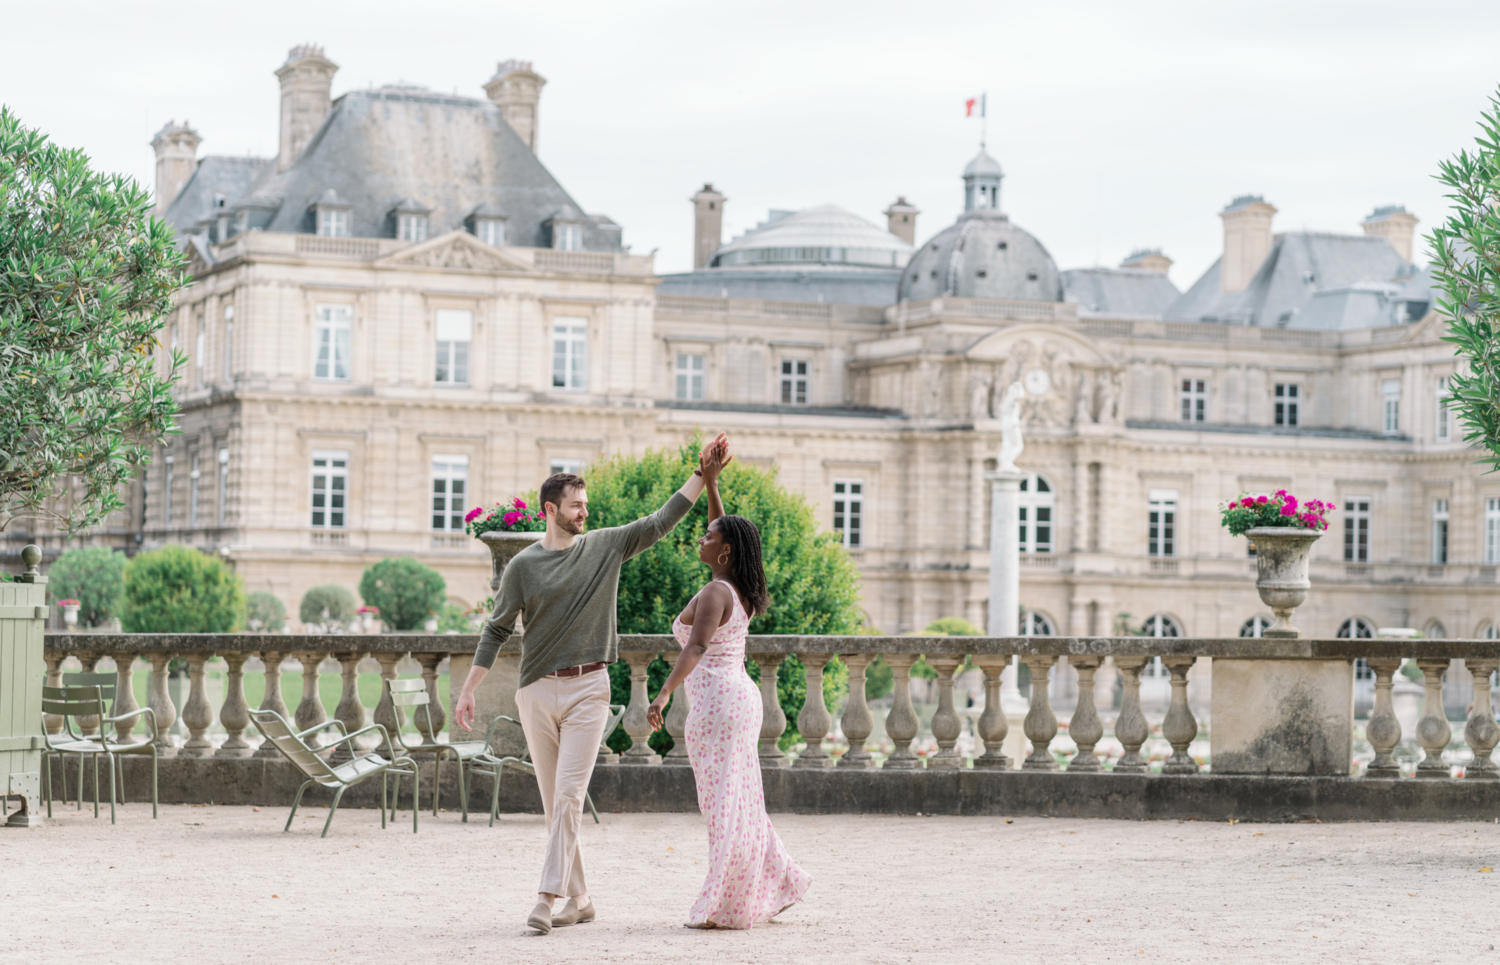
[371,652,405,750]
[1112,656,1150,773]
[661,651,692,766]
[1068,656,1104,771]
[416,653,447,742]
[146,652,178,753]
[882,653,922,769]
[986,471,1025,637]
[1465,658,1500,779]
[837,653,875,768]
[1095,656,1119,714]
[794,654,835,768]
[177,654,215,757]
[750,654,788,767]
[111,654,143,744]
[215,652,253,757]
[1071,448,1089,552]
[1364,658,1403,778]
[973,654,1011,769]
[1020,655,1058,770]
[294,651,329,743]
[330,651,369,761]
[619,652,660,765]
[1161,656,1200,774]
[927,655,964,769]
[255,651,291,758]
[1415,658,1452,779]
[42,652,67,736]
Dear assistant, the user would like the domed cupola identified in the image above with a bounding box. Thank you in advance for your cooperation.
[897,149,1064,304]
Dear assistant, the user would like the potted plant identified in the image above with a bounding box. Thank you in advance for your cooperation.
[466,497,547,592]
[57,598,80,628]
[1221,491,1332,638]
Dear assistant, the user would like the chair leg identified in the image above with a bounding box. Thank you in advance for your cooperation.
[286,780,312,832]
[107,755,117,825]
[76,754,83,810]
[92,753,100,819]
[411,767,419,834]
[432,754,441,819]
[43,754,51,818]
[150,746,158,819]
[586,791,599,825]
[381,773,388,829]
[489,767,502,828]
[458,754,470,823]
[321,786,345,839]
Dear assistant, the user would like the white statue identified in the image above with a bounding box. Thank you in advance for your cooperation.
[1073,371,1093,425]
[970,374,992,419]
[997,381,1025,472]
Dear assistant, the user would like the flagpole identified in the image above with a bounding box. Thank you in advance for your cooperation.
[981,91,988,150]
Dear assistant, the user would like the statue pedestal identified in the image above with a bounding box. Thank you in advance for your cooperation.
[986,470,1025,637]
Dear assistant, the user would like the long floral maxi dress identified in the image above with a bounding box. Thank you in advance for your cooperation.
[671,579,812,928]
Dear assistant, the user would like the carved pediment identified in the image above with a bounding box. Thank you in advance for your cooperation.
[964,325,1120,427]
[377,230,533,273]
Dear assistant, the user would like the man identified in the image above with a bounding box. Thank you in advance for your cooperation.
[453,434,725,934]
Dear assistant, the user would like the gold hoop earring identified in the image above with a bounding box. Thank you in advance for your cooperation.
[717,551,730,566]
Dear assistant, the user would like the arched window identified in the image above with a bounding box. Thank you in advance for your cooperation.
[1337,618,1375,639]
[1140,614,1182,638]
[1240,615,1272,638]
[1425,620,1447,640]
[1021,611,1055,636]
[1483,624,1500,640]
[1018,473,1055,554]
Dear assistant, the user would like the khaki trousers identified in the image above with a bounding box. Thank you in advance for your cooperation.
[514,669,611,898]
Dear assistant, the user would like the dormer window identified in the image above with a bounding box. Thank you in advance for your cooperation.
[475,218,505,247]
[389,198,431,243]
[312,189,351,238]
[554,222,582,251]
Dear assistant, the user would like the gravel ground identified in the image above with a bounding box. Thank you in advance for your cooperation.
[4,803,1499,964]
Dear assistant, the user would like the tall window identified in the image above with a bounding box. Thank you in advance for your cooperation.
[553,222,582,251]
[549,458,583,476]
[316,207,349,237]
[1382,379,1401,434]
[1274,383,1299,426]
[188,454,201,528]
[1344,497,1371,562]
[552,319,588,391]
[1337,618,1375,639]
[310,451,348,529]
[1432,498,1449,565]
[163,455,174,527]
[1436,377,1452,442]
[398,213,428,243]
[434,309,472,385]
[217,448,229,527]
[431,456,468,532]
[675,353,705,401]
[223,304,234,381]
[833,480,863,548]
[1485,624,1500,641]
[313,304,352,381]
[1487,497,1500,565]
[1240,615,1271,638]
[1018,473,1054,554]
[1140,614,1182,638]
[1020,611,1054,636]
[1148,489,1177,557]
[1180,378,1206,422]
[475,218,505,247]
[780,359,810,405]
[195,317,206,383]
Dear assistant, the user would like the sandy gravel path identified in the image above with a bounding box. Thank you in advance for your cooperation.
[4,803,1498,964]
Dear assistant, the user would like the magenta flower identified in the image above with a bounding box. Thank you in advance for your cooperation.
[514,497,528,509]
[1256,495,1269,505]
[502,511,521,526]
[1280,504,1298,516]
[464,506,484,524]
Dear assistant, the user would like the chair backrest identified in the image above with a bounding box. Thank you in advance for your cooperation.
[247,708,340,785]
[63,672,117,711]
[387,678,437,736]
[42,685,107,737]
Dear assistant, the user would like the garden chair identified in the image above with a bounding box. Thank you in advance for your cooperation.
[40,683,158,823]
[384,677,507,821]
[248,708,420,837]
[49,672,127,810]
[469,704,625,828]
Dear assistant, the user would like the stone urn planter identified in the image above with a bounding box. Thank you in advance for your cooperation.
[1247,526,1322,638]
[59,600,80,628]
[479,531,544,593]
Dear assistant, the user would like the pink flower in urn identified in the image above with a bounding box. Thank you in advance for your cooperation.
[1256,495,1269,504]
[1280,503,1298,516]
[464,506,484,524]
[513,497,528,509]
[502,511,521,526]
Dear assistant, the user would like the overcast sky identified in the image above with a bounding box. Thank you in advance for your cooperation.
[5,0,1499,286]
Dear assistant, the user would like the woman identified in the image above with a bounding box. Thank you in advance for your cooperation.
[647,442,811,929]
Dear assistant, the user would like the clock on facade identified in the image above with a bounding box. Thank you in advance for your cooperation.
[1024,368,1051,396]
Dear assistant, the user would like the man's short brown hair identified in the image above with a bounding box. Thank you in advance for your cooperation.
[540,473,586,512]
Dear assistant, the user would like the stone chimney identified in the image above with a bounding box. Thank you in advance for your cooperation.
[150,120,201,216]
[275,44,339,173]
[884,197,919,245]
[484,59,546,153]
[1218,195,1277,294]
[1120,248,1173,273]
[691,183,725,270]
[1362,205,1419,263]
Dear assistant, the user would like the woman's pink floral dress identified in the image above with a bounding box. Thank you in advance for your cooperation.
[672,579,811,928]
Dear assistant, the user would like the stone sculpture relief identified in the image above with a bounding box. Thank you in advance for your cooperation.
[998,381,1026,472]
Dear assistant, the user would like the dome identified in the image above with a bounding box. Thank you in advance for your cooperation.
[963,149,1003,178]
[711,204,913,270]
[897,210,1064,302]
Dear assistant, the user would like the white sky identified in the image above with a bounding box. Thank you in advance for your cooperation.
[4,0,1499,287]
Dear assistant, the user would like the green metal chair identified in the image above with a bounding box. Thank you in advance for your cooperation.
[40,683,158,823]
[384,677,515,821]
[469,704,625,828]
[248,708,420,838]
[51,672,125,810]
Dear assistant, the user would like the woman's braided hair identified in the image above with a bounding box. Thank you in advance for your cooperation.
[715,514,771,618]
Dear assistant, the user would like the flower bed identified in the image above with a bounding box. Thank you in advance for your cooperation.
[1220,490,1332,537]
[464,496,546,537]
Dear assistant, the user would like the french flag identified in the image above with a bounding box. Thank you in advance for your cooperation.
[965,93,986,118]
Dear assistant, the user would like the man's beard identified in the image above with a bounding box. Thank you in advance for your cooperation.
[556,515,587,536]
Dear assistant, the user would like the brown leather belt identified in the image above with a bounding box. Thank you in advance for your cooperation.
[548,661,608,678]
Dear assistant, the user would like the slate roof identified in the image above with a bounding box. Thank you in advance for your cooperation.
[898,210,1064,303]
[160,156,275,234]
[1062,266,1180,318]
[710,205,912,269]
[1164,232,1416,329]
[161,86,619,252]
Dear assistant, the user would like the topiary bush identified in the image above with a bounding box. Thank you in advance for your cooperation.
[120,544,244,632]
[246,591,287,632]
[358,558,446,631]
[298,584,356,632]
[47,546,126,627]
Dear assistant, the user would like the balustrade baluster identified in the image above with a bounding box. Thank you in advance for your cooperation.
[1020,655,1059,770]
[178,654,215,757]
[1111,656,1149,773]
[1160,657,1200,774]
[1068,656,1104,771]
[661,651,692,765]
[1363,658,1403,778]
[881,653,921,769]
[371,653,405,751]
[76,653,100,736]
[146,653,178,753]
[1465,658,1499,779]
[294,651,330,744]
[837,653,875,768]
[43,653,66,736]
[1415,658,1453,779]
[215,653,253,757]
[794,654,835,768]
[331,651,371,762]
[111,654,143,744]
[255,651,291,758]
[972,655,1010,769]
[750,654,789,767]
[416,653,447,742]
[619,652,660,765]
[926,655,963,769]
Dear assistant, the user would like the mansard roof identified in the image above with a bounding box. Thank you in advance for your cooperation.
[1062,266,1180,318]
[161,155,275,232]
